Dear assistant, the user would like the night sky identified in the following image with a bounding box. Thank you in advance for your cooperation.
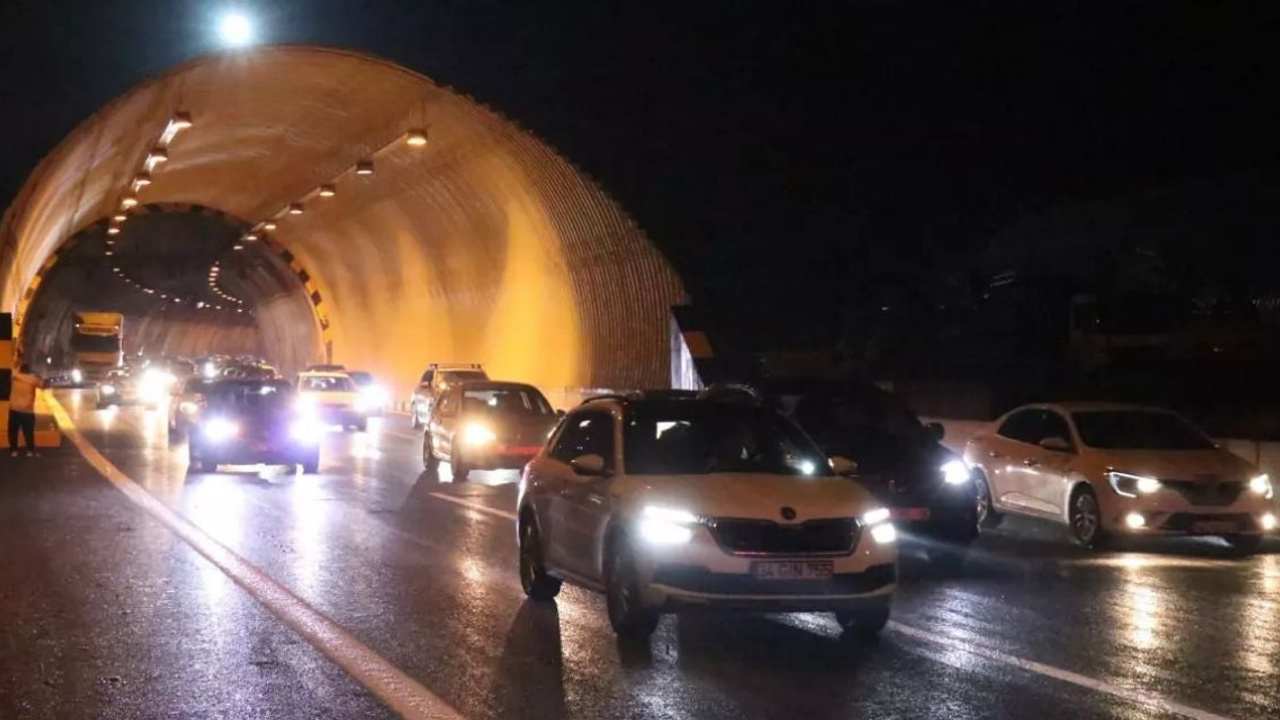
[2,1,1278,346]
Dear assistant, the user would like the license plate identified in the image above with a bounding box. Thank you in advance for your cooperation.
[1190,520,1238,534]
[891,507,931,521]
[750,560,833,581]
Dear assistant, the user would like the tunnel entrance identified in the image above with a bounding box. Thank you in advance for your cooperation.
[20,205,322,376]
[0,46,684,397]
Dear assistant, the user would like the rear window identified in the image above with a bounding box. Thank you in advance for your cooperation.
[461,386,552,415]
[439,371,487,387]
[1071,411,1215,450]
[347,372,373,385]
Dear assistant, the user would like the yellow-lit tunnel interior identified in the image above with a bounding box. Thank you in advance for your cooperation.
[0,47,684,398]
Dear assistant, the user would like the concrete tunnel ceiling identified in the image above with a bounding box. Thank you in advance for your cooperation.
[0,45,685,393]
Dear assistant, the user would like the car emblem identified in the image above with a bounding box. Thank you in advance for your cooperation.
[780,506,797,521]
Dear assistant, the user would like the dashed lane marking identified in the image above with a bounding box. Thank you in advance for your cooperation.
[47,395,466,720]
[426,492,518,521]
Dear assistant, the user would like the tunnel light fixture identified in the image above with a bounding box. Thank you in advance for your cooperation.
[133,172,152,188]
[244,233,259,242]
[318,184,337,198]
[233,244,244,251]
[146,148,169,166]
[120,196,139,209]
[355,159,375,176]
[171,111,193,131]
[112,213,127,223]
[104,250,114,256]
[288,203,305,215]
[261,221,277,232]
[406,129,429,147]
[107,226,121,236]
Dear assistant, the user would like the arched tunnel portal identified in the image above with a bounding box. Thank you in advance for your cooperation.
[0,46,685,398]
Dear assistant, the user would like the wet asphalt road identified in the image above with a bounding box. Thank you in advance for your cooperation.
[1,390,1278,719]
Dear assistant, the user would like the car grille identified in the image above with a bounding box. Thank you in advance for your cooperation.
[652,563,896,596]
[709,518,859,556]
[1160,479,1244,507]
[1161,513,1257,532]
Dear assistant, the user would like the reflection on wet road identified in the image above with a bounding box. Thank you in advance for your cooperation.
[1,389,1277,720]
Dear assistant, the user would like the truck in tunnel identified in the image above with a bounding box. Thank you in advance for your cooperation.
[71,311,124,383]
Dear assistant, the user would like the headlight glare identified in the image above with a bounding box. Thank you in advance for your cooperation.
[862,507,891,526]
[638,505,700,545]
[1249,474,1273,499]
[463,423,497,446]
[871,523,898,544]
[1107,471,1160,498]
[101,384,116,395]
[202,417,240,442]
[290,418,325,444]
[940,459,971,485]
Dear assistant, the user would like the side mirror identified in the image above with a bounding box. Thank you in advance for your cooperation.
[569,453,611,477]
[926,422,945,441]
[829,456,858,477]
[1039,436,1073,453]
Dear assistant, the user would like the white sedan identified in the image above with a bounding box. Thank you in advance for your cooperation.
[964,402,1276,551]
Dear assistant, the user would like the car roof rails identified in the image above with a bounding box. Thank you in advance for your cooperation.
[581,394,632,406]
[697,382,763,405]
[429,362,484,370]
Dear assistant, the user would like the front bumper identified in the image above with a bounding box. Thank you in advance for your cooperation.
[650,562,896,611]
[634,519,898,611]
[865,481,978,543]
[317,406,364,424]
[194,438,319,465]
[464,445,541,471]
[1102,492,1277,536]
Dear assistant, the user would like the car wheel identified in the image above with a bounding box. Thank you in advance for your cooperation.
[451,450,471,481]
[410,404,422,429]
[355,418,367,432]
[1069,485,1110,550]
[300,454,320,474]
[605,536,659,639]
[519,515,562,601]
[974,470,1003,529]
[1224,534,1263,555]
[422,436,439,471]
[835,597,891,639]
[187,444,214,474]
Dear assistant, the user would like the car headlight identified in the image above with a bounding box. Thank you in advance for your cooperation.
[1249,474,1273,499]
[638,505,702,545]
[357,386,388,411]
[202,362,218,379]
[101,384,116,395]
[290,418,325,444]
[295,395,318,413]
[463,423,497,446]
[1107,471,1160,498]
[201,417,240,443]
[940,459,971,485]
[861,507,897,544]
[71,369,84,384]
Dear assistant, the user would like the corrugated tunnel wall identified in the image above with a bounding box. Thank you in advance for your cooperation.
[0,46,685,395]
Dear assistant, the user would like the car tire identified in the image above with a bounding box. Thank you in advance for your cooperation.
[451,450,471,481]
[974,470,1003,529]
[187,444,214,474]
[835,597,891,639]
[410,404,422,430]
[519,515,562,601]
[422,436,439,471]
[605,536,659,639]
[354,418,368,433]
[1224,534,1263,555]
[1068,485,1110,550]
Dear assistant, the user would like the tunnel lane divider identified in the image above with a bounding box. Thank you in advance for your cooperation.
[46,395,467,720]
[422,493,1237,720]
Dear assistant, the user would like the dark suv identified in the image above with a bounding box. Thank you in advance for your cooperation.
[409,363,488,428]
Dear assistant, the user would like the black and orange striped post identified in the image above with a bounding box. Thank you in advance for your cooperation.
[0,312,13,447]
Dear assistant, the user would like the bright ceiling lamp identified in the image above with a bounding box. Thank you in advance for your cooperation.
[288,203,304,215]
[405,129,428,147]
[244,233,259,242]
[217,11,255,48]
[355,159,374,175]
[318,184,336,198]
[120,196,138,209]
[112,214,127,223]
[261,221,277,231]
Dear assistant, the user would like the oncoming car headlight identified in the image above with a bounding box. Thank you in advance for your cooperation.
[290,418,325,444]
[1107,471,1161,498]
[463,423,497,446]
[638,505,703,545]
[940,459,971,485]
[1249,474,1273,499]
[201,417,240,443]
[357,385,388,411]
[101,384,117,395]
[861,507,897,544]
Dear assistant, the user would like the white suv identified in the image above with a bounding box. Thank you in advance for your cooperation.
[516,391,899,640]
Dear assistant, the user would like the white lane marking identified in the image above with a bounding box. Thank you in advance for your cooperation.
[427,493,518,521]
[887,621,1235,720]
[47,396,466,720]
[420,484,1239,720]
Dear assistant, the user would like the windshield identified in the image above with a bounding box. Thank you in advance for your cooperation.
[624,402,827,476]
[300,375,354,392]
[347,372,373,386]
[205,381,294,409]
[1071,410,1216,450]
[71,335,121,353]
[440,371,487,387]
[461,386,552,415]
